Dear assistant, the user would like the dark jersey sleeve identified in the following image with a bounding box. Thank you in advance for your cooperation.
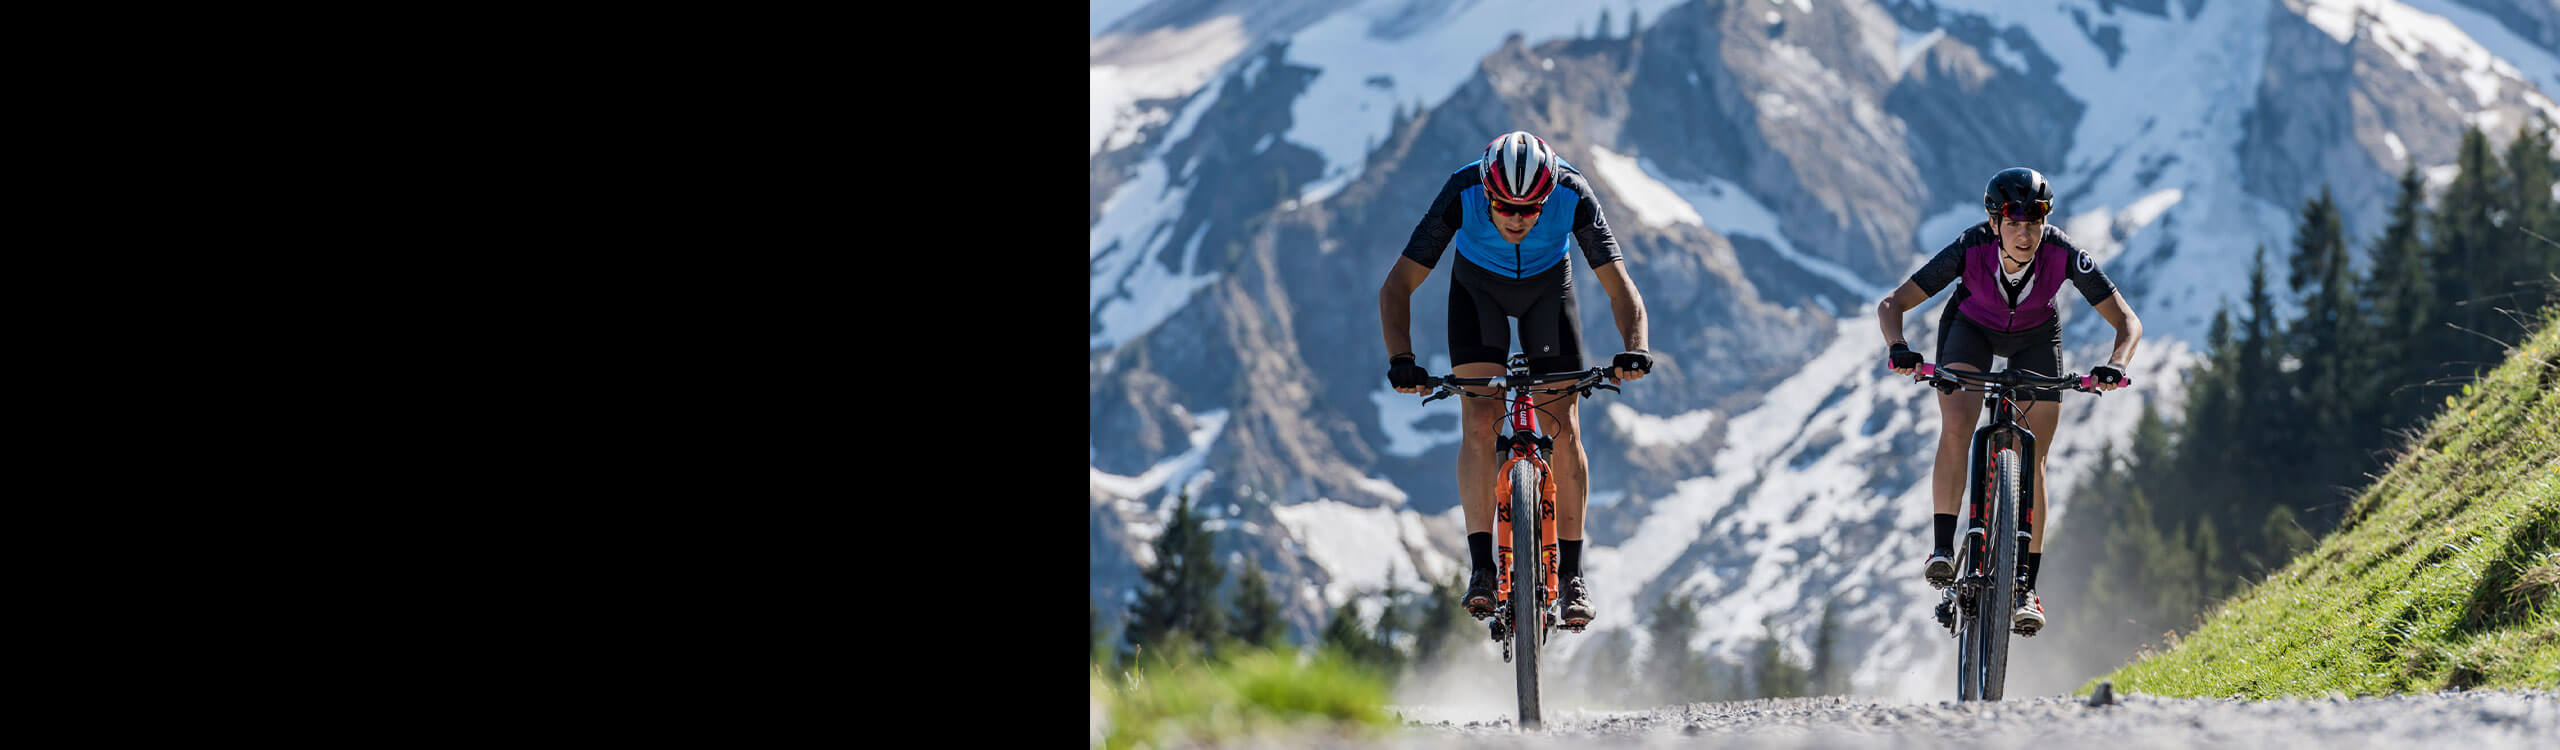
[2049,229,2119,305]
[1569,175,1623,270]
[1399,171,1471,269]
[1908,237,1970,297]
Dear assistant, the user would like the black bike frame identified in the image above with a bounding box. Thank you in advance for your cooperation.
[1961,388,2039,580]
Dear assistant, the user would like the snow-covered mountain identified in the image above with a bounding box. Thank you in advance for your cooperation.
[1089,0,2559,703]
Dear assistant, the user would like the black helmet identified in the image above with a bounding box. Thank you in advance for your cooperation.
[1983,167,2052,221]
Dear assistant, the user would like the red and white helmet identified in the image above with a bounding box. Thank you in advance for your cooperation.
[1480,131,1558,205]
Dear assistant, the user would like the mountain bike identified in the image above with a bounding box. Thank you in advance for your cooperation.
[1906,362,2127,702]
[1417,354,1621,730]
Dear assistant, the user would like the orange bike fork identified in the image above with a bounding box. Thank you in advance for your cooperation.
[1493,453,1561,605]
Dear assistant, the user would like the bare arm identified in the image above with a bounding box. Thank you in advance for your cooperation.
[1592,261,1650,381]
[1378,257,1433,367]
[1877,280,1930,374]
[2092,291,2142,388]
[1593,262,1648,352]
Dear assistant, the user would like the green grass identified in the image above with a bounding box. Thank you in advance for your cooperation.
[2090,308,2560,697]
[1090,647,1395,748]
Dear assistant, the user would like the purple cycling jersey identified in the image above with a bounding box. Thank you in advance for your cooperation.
[1907,222,2116,332]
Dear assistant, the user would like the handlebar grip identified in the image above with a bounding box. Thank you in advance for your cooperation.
[1917,363,1937,377]
[2079,375,2137,390]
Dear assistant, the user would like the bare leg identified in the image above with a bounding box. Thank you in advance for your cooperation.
[1455,361,1507,536]
[2026,401,2061,555]
[1933,364,1988,527]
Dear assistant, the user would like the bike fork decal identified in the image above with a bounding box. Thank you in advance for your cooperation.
[1495,455,1516,602]
[1536,456,1558,601]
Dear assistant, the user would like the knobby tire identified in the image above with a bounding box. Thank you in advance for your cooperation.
[1980,446,2020,700]
[1510,459,1543,729]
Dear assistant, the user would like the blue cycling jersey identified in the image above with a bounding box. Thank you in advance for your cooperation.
[1400,160,1621,278]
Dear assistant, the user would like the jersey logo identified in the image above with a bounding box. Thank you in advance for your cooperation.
[2076,251,2095,274]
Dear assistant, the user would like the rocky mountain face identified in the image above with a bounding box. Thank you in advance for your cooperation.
[1091,0,2558,698]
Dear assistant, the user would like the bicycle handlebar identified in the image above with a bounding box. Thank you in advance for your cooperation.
[1417,367,1622,404]
[1909,362,2132,394]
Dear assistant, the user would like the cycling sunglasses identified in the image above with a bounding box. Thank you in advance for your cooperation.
[1491,200,1544,217]
[1997,199,2052,222]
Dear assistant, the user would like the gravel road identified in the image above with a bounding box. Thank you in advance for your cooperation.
[1356,689,2557,749]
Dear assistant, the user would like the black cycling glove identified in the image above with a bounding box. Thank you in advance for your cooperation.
[1612,350,1653,374]
[1388,354,1429,389]
[2091,363,2126,386]
[1889,342,1923,370]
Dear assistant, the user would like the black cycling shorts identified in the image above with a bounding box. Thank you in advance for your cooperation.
[1936,292,2063,402]
[1448,254,1583,374]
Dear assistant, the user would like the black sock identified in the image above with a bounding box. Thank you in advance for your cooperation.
[2025,552,2043,590]
[1468,532,1495,573]
[1933,514,1957,552]
[1559,539,1583,582]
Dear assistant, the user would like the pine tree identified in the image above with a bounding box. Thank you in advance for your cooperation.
[1748,617,1811,698]
[1627,6,1642,39]
[2427,127,2510,374]
[2285,185,2364,536]
[1410,570,1469,667]
[1809,600,1844,695]
[1121,489,1228,662]
[2496,116,2560,313]
[1319,596,1397,668]
[2364,166,2437,438]
[2222,248,2288,561]
[1228,558,1284,648]
[1598,8,1613,42]
[1643,589,1708,703]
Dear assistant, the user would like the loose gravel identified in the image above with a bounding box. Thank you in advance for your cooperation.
[1357,689,2557,749]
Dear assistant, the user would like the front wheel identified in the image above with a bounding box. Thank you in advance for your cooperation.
[1509,459,1543,730]
[1977,446,2021,701]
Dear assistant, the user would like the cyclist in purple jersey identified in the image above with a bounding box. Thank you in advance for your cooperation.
[1875,167,2145,637]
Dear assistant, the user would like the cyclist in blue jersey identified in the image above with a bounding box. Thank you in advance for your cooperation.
[1876,167,2144,637]
[1378,131,1654,631]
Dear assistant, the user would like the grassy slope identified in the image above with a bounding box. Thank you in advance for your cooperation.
[2093,308,2560,697]
[1090,648,1394,748]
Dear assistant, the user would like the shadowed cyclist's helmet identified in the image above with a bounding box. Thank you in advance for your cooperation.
[1481,131,1559,205]
[1983,167,2053,222]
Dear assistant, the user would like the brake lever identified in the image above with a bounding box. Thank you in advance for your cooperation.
[1422,389,1453,404]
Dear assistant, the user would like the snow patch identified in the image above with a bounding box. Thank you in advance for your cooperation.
[1608,402,1718,446]
[2117,188,2185,239]
[1091,219,1223,351]
[1272,499,1450,606]
[1090,17,1251,156]
[1648,165,1889,298]
[1987,33,2032,74]
[1277,0,1694,207]
[1896,28,1946,74]
[1372,355,1460,457]
[2384,131,2408,163]
[1091,409,1232,502]
[1351,474,1409,505]
[2298,0,2557,116]
[1296,170,1355,206]
[1586,146,1703,228]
